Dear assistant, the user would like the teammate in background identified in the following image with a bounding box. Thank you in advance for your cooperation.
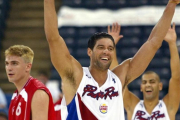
[44,0,179,119]
[5,45,56,120]
[123,23,180,120]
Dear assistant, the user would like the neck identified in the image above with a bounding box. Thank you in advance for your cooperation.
[143,98,159,114]
[89,66,108,87]
[14,75,31,93]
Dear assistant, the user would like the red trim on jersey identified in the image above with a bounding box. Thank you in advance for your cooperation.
[77,93,98,120]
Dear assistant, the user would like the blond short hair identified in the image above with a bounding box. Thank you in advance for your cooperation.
[5,45,34,64]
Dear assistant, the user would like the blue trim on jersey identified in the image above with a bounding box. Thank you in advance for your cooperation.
[66,95,78,120]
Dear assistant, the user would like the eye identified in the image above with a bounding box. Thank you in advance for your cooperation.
[98,46,104,50]
[5,62,8,66]
[150,81,155,84]
[142,81,146,84]
[12,61,18,65]
[108,47,114,51]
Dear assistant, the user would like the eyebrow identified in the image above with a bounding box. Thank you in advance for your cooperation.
[142,79,155,82]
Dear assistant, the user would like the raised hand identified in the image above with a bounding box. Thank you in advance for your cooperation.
[169,0,180,4]
[164,22,177,44]
[108,22,123,45]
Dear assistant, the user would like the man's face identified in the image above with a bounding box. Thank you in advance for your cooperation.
[5,55,31,83]
[88,38,115,70]
[140,73,162,100]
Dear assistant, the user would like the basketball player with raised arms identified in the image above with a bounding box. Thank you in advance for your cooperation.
[123,23,180,120]
[44,0,179,119]
[5,45,56,120]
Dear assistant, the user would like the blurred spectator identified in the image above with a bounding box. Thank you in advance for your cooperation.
[0,112,8,120]
[0,88,7,109]
[0,88,8,115]
[36,70,62,103]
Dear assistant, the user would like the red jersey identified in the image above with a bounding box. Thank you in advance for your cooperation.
[54,98,62,120]
[8,76,56,120]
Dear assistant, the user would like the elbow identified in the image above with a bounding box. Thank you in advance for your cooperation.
[147,37,163,50]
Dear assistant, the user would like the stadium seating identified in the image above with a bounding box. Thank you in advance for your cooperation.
[0,0,10,50]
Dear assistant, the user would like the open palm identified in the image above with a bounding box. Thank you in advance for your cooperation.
[164,22,177,43]
[108,22,123,45]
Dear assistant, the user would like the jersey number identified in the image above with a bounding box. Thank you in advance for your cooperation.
[16,102,21,116]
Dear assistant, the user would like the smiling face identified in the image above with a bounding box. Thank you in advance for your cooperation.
[5,55,32,84]
[88,38,115,71]
[140,72,162,101]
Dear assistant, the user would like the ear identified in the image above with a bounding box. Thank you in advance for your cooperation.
[159,82,163,91]
[87,48,92,57]
[26,63,32,72]
[140,84,143,92]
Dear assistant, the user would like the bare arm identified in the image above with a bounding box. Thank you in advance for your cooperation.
[31,90,49,120]
[123,86,140,120]
[163,23,180,115]
[108,23,123,70]
[44,0,82,79]
[44,0,83,104]
[113,1,179,87]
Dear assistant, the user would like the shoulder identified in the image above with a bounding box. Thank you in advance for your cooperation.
[32,90,49,105]
[112,58,132,86]
[28,78,51,95]
[30,78,45,87]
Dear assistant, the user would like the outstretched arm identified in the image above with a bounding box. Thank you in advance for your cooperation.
[113,1,179,87]
[163,23,180,115]
[123,86,140,120]
[44,0,83,104]
[108,23,123,70]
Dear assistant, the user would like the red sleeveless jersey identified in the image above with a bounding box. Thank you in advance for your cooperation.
[8,76,56,120]
[54,98,62,120]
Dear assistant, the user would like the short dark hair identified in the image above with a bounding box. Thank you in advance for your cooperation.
[88,32,115,50]
[142,71,160,82]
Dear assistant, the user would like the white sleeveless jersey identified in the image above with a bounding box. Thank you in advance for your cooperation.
[132,100,170,120]
[64,67,125,120]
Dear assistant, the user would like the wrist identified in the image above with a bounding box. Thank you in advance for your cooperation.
[168,41,176,46]
[169,0,180,4]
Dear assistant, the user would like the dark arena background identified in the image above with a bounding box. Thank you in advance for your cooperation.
[0,0,180,119]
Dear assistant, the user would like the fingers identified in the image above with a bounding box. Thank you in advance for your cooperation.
[108,22,121,33]
[108,25,111,33]
[120,35,123,38]
[113,22,120,32]
[112,23,115,32]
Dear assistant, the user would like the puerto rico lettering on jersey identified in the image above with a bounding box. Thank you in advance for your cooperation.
[132,100,170,120]
[134,110,165,120]
[82,85,119,100]
[62,67,125,120]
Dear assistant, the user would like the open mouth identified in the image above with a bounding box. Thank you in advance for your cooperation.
[101,58,109,61]
[8,73,14,76]
[146,90,152,94]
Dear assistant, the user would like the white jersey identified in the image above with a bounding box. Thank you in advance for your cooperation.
[132,100,170,120]
[64,67,125,120]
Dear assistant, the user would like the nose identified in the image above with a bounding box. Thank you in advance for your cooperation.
[6,64,12,71]
[103,49,109,54]
[145,82,151,87]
